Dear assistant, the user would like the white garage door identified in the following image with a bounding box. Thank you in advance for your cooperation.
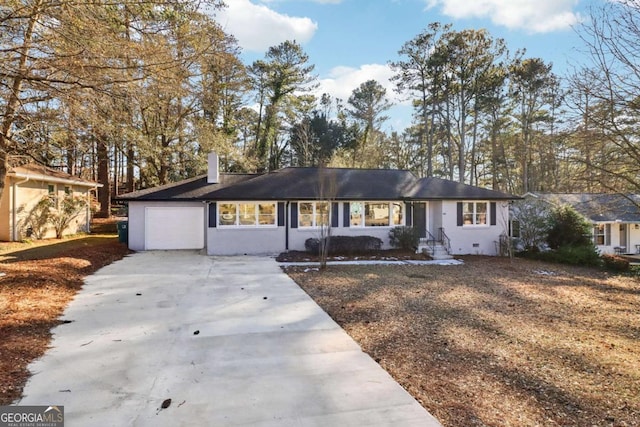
[145,207,204,250]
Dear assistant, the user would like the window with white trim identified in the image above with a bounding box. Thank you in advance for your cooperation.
[258,203,276,225]
[299,201,330,228]
[350,202,403,227]
[463,202,488,226]
[593,224,610,246]
[218,202,277,227]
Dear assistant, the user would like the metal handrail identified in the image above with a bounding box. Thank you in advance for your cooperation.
[426,230,438,254]
[419,230,438,254]
[439,227,451,254]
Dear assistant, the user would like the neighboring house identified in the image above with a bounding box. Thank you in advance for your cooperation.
[525,193,640,255]
[119,153,518,256]
[0,163,101,241]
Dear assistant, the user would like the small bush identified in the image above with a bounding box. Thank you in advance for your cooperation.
[305,238,320,254]
[601,254,630,272]
[540,246,601,266]
[388,226,419,250]
[305,235,383,255]
[532,244,601,266]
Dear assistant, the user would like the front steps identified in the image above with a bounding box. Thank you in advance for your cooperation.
[417,240,453,260]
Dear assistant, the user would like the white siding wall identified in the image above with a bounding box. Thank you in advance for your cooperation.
[439,201,510,256]
[130,199,514,256]
[288,201,401,251]
[631,226,640,254]
[208,201,397,254]
[597,223,640,255]
[207,227,286,255]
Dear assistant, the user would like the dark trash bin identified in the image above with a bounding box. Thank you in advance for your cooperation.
[117,221,128,244]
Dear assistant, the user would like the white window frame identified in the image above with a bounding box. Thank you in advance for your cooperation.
[298,201,330,228]
[350,201,404,228]
[593,224,610,246]
[218,202,277,228]
[462,201,489,227]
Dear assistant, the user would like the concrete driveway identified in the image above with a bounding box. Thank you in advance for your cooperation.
[20,251,441,426]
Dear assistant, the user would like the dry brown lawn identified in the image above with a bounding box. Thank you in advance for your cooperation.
[0,228,130,405]
[286,257,640,427]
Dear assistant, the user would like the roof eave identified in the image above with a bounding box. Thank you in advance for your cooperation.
[10,171,102,187]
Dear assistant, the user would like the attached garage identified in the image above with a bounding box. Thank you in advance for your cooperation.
[145,207,204,250]
[127,202,206,251]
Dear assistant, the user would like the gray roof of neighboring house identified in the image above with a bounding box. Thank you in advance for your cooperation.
[118,167,519,202]
[528,193,640,222]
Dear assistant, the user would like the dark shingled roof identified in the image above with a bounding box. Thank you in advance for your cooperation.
[117,173,258,201]
[530,193,640,222]
[119,167,520,202]
[409,177,517,200]
[202,167,418,200]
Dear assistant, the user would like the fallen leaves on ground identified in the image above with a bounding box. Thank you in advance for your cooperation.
[0,237,130,405]
[286,256,640,427]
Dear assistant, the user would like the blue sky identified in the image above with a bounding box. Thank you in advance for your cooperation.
[214,0,598,130]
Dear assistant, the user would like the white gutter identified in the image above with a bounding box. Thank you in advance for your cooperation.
[11,176,30,241]
[9,171,103,188]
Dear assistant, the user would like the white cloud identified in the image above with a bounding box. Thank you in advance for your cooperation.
[426,0,580,33]
[214,0,318,52]
[314,64,412,131]
[316,63,406,104]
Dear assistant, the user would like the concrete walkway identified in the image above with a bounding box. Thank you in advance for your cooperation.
[20,251,441,426]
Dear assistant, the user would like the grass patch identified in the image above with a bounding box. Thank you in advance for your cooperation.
[286,256,640,426]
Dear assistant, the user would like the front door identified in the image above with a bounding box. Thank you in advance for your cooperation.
[620,224,628,249]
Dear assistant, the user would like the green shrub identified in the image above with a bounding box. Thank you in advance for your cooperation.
[305,235,383,255]
[601,254,630,272]
[547,206,592,249]
[388,226,419,250]
[532,245,601,266]
[21,196,54,239]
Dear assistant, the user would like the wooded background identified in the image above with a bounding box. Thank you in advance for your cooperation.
[2,1,639,216]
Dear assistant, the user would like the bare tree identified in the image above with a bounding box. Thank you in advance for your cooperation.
[570,1,640,195]
[316,166,337,270]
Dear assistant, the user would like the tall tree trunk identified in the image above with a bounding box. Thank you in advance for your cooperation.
[257,105,275,172]
[96,136,111,218]
[470,105,479,186]
[112,147,119,198]
[0,1,43,197]
[159,135,169,184]
[127,146,135,192]
[66,147,76,176]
